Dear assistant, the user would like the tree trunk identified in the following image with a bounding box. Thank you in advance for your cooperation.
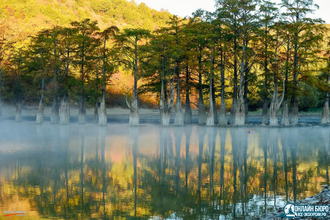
[51,96,59,124]
[36,99,44,125]
[198,55,206,125]
[129,98,139,126]
[99,94,107,126]
[174,62,184,126]
[219,101,227,125]
[198,97,206,125]
[281,38,290,126]
[78,95,86,124]
[60,96,70,125]
[206,49,215,126]
[129,36,139,126]
[291,29,299,125]
[212,79,218,124]
[234,38,246,126]
[174,100,184,126]
[321,75,330,124]
[184,65,192,124]
[94,99,98,124]
[36,77,45,125]
[184,94,192,124]
[231,29,238,125]
[262,25,269,126]
[235,93,245,126]
[270,101,279,126]
[281,100,290,126]
[206,93,215,126]
[244,60,249,124]
[321,96,329,124]
[161,111,170,126]
[15,102,22,122]
[231,99,237,125]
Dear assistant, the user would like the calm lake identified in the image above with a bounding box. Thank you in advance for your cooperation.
[0,122,329,219]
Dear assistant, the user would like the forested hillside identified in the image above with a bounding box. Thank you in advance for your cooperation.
[0,0,172,42]
[0,0,330,127]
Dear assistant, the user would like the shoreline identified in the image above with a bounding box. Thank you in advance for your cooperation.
[0,105,328,127]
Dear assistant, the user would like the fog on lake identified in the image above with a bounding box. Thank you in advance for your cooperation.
[0,122,329,219]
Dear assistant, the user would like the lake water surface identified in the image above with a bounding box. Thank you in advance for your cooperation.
[0,122,329,219]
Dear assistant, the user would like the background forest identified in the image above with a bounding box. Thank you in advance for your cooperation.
[0,0,330,126]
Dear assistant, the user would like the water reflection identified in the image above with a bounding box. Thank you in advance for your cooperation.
[0,122,329,219]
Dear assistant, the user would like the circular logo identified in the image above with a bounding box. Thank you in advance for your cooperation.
[284,203,296,218]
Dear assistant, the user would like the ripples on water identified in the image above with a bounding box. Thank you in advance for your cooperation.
[0,122,329,219]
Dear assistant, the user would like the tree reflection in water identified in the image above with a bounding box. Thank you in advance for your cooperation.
[0,123,328,219]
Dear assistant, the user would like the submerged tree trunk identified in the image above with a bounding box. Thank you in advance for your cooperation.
[321,98,329,124]
[321,74,330,124]
[15,102,22,122]
[51,96,59,124]
[60,96,70,125]
[99,95,107,126]
[78,95,86,124]
[36,99,44,125]
[184,94,192,123]
[36,78,45,125]
[281,100,290,126]
[94,99,98,124]
[235,93,245,126]
[129,98,139,126]
[184,65,192,124]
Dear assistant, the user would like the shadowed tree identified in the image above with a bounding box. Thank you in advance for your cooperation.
[59,27,78,125]
[97,26,119,126]
[258,0,279,125]
[190,10,209,125]
[167,16,185,126]
[281,0,324,125]
[234,0,258,126]
[269,22,286,126]
[216,0,240,125]
[71,19,100,124]
[116,28,150,126]
[30,31,52,125]
[49,27,61,124]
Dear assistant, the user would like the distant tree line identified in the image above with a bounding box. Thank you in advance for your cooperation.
[0,0,329,126]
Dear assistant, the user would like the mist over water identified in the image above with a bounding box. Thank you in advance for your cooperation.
[0,122,329,219]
